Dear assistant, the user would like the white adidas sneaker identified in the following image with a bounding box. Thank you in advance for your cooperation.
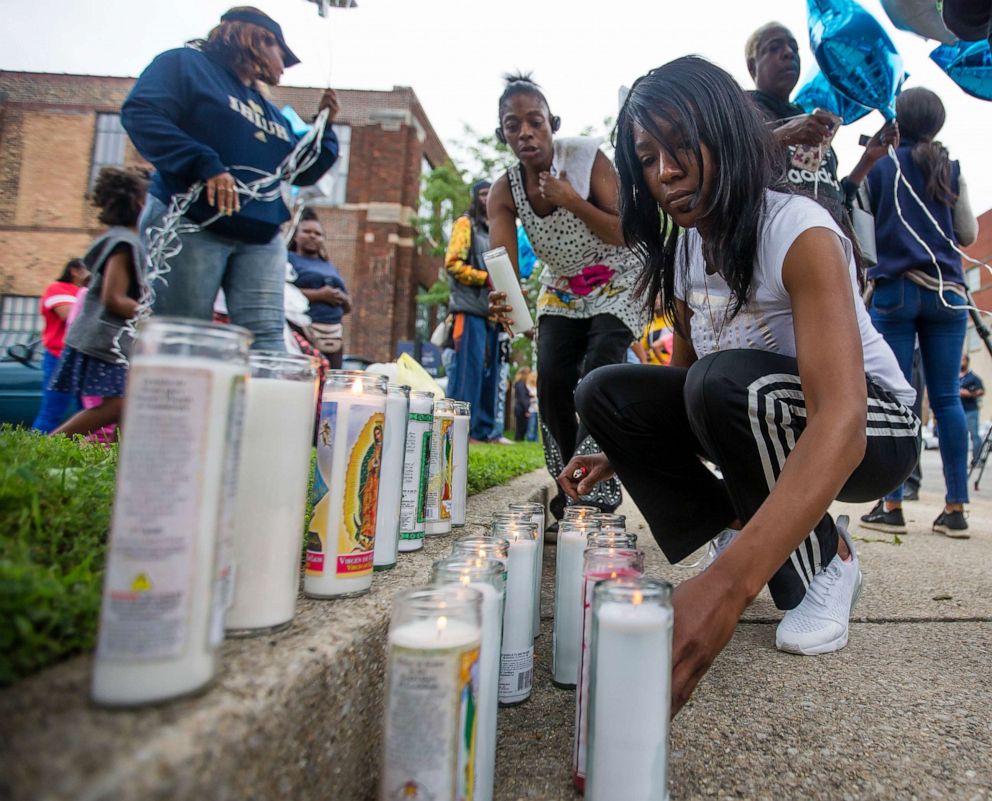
[775,516,863,656]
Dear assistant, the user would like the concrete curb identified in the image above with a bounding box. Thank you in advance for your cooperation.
[0,470,554,801]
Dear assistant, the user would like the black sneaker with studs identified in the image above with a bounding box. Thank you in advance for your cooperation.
[933,510,969,539]
[859,500,907,534]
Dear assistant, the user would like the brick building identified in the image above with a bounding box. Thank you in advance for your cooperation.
[963,209,992,420]
[0,70,451,360]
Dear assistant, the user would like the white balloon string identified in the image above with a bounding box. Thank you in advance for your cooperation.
[886,144,990,316]
[111,108,330,364]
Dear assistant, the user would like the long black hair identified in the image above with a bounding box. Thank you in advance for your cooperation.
[896,87,956,206]
[614,56,781,330]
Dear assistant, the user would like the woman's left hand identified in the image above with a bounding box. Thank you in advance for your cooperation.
[319,88,340,123]
[863,120,899,163]
[670,567,748,716]
[538,170,579,210]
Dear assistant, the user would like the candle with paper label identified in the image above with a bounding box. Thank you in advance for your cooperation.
[398,390,434,553]
[587,578,673,801]
[573,547,645,791]
[373,385,410,571]
[450,401,471,527]
[91,318,250,706]
[432,558,505,801]
[226,352,318,636]
[491,518,539,705]
[379,586,482,801]
[425,398,456,536]
[509,501,546,637]
[305,371,387,599]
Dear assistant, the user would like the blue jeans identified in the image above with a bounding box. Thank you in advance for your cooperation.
[965,408,981,461]
[31,349,76,432]
[140,195,287,351]
[447,313,499,440]
[870,277,969,504]
[526,409,539,441]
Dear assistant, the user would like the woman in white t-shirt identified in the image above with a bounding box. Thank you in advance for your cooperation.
[559,57,920,715]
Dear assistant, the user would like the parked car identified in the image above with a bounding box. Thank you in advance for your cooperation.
[0,338,44,427]
[921,421,939,450]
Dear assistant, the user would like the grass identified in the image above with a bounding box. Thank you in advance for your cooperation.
[0,428,546,685]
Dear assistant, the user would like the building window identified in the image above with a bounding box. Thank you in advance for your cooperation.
[303,124,351,207]
[968,324,981,353]
[414,285,432,342]
[89,113,128,190]
[0,295,43,334]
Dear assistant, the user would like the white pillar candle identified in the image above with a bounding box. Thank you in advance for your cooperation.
[587,530,638,550]
[91,319,250,706]
[432,558,505,801]
[493,511,542,640]
[398,390,434,553]
[425,398,456,536]
[373,385,410,571]
[587,579,673,801]
[226,353,318,635]
[509,501,546,638]
[450,401,471,527]
[563,504,600,522]
[573,548,645,791]
[305,371,388,599]
[551,520,600,688]
[492,520,538,705]
[379,586,482,801]
[451,535,510,577]
[592,512,626,531]
[483,246,535,336]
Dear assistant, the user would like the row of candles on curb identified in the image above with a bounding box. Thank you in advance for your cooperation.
[89,318,672,801]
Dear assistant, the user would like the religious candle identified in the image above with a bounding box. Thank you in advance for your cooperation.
[450,401,471,527]
[379,586,482,801]
[226,352,318,636]
[587,578,673,801]
[491,518,539,705]
[432,558,505,801]
[563,504,600,522]
[451,535,511,577]
[398,390,434,553]
[91,318,250,706]
[493,511,542,640]
[425,398,456,536]
[508,501,546,637]
[483,246,536,336]
[304,371,387,599]
[573,547,645,791]
[373,385,410,571]
[551,519,601,688]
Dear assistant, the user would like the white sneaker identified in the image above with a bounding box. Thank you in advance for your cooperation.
[775,516,863,656]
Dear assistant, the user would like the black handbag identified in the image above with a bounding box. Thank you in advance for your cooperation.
[850,182,877,268]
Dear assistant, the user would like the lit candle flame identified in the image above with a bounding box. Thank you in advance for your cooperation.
[436,615,448,637]
[460,575,471,586]
[632,590,643,605]
[352,377,364,394]
[610,571,618,579]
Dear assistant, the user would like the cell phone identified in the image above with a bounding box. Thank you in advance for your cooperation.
[859,134,871,147]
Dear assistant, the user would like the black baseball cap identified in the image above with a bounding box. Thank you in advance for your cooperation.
[220,8,301,67]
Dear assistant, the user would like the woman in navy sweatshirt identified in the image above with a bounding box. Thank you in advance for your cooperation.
[857,87,979,539]
[122,6,339,351]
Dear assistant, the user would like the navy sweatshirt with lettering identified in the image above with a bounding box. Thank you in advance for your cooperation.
[122,46,338,244]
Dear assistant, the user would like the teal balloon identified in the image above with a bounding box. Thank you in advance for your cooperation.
[793,71,873,123]
[807,0,905,119]
[930,40,992,101]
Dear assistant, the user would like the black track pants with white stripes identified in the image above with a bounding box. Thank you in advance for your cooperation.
[575,350,920,610]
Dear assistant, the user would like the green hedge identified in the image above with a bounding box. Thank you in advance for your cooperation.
[0,429,545,685]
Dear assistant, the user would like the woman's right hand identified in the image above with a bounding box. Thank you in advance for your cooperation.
[488,290,535,338]
[558,453,615,500]
[206,172,240,215]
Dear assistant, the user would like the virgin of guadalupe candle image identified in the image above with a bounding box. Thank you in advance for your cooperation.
[399,390,435,552]
[305,371,387,599]
[573,547,645,791]
[552,519,601,688]
[425,398,456,536]
[587,578,673,801]
[373,385,410,571]
[91,318,250,707]
[226,352,319,636]
[379,586,482,801]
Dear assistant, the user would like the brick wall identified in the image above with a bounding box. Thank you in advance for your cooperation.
[0,71,449,361]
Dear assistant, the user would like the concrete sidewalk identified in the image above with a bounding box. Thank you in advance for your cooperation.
[496,487,992,800]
